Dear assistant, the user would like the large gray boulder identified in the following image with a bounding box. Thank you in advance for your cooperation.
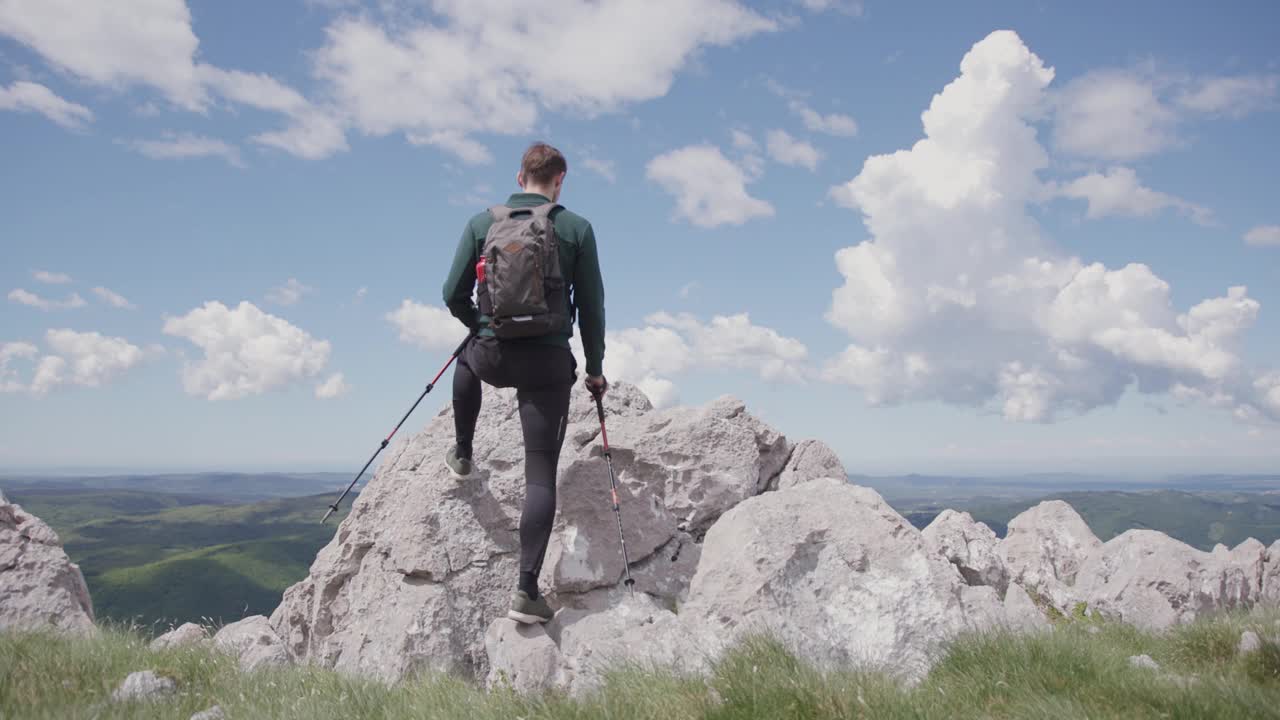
[487,592,695,696]
[270,383,797,683]
[922,510,1008,593]
[680,478,1000,682]
[214,615,288,671]
[1072,532,1265,629]
[773,439,847,490]
[999,500,1101,609]
[0,493,95,635]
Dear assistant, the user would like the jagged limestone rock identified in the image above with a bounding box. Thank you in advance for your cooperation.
[999,500,1101,610]
[922,510,1008,593]
[0,494,95,635]
[1073,532,1264,630]
[773,439,847,491]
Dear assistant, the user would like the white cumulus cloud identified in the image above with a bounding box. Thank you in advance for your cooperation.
[163,300,332,400]
[0,80,93,128]
[647,145,774,228]
[0,0,206,110]
[1054,67,1278,160]
[387,299,468,350]
[1057,166,1211,225]
[570,311,808,407]
[312,1,773,157]
[765,129,822,170]
[824,30,1270,423]
[28,329,146,395]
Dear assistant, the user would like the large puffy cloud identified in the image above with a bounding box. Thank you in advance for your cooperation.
[311,1,774,158]
[31,329,146,395]
[647,145,774,227]
[1,0,774,161]
[0,81,93,128]
[0,0,344,158]
[163,301,332,400]
[825,30,1269,422]
[0,331,146,395]
[0,0,205,109]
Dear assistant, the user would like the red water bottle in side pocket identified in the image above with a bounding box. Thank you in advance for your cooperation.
[476,256,486,283]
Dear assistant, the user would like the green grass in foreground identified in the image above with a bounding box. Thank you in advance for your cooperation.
[5,613,1280,719]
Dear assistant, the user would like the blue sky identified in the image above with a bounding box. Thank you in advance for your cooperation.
[2,0,1277,476]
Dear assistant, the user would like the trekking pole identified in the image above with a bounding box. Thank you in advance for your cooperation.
[593,388,636,594]
[321,332,474,524]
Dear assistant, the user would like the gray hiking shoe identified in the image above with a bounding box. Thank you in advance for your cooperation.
[445,445,473,478]
[507,591,554,624]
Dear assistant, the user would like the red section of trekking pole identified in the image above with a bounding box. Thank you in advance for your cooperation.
[594,390,635,593]
[321,332,473,524]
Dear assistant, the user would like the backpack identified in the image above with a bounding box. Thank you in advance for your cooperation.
[475,202,570,339]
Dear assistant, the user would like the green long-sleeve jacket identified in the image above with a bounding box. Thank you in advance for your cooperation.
[442,193,606,376]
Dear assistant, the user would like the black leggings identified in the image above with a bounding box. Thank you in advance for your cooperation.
[452,336,576,587]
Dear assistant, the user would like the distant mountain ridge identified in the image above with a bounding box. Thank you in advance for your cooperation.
[0,472,354,503]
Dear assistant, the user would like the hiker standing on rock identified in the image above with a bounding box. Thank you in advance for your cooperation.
[441,142,607,624]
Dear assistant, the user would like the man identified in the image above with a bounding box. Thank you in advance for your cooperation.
[441,142,607,624]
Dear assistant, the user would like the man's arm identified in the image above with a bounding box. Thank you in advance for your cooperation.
[575,223,606,377]
[442,220,481,330]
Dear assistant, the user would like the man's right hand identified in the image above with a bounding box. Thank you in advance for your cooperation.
[585,375,608,397]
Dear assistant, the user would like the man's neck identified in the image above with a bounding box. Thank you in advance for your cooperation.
[520,185,555,201]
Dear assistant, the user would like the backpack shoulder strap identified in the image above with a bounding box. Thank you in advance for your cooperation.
[531,202,562,219]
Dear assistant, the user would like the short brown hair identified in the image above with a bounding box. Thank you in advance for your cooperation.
[521,142,567,185]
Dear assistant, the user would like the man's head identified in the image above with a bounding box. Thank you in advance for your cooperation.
[517,142,567,202]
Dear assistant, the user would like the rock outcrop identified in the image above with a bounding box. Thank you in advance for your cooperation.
[1071,532,1264,630]
[260,381,1280,693]
[270,384,805,683]
[0,492,95,635]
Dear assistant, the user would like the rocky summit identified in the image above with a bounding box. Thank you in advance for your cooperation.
[249,382,1280,693]
[6,384,1280,696]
